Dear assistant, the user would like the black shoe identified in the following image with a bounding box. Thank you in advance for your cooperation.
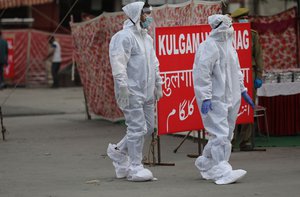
[239,141,253,151]
[240,146,253,151]
[0,82,6,89]
[240,144,253,151]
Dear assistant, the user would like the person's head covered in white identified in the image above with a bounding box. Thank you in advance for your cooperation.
[108,1,162,182]
[193,14,254,185]
[122,1,144,25]
[208,14,234,41]
[122,1,153,30]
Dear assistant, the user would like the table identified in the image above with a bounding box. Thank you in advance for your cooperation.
[257,82,300,136]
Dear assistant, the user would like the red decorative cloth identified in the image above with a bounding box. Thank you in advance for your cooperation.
[250,7,298,71]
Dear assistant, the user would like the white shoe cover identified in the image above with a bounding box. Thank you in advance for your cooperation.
[127,165,154,182]
[107,143,129,178]
[112,161,129,178]
[215,169,247,185]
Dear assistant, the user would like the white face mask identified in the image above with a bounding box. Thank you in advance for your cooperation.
[238,19,248,23]
[141,16,153,29]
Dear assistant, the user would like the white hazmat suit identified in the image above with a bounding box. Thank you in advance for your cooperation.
[193,14,249,184]
[107,2,162,181]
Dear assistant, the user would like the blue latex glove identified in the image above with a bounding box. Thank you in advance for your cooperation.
[242,91,255,109]
[201,99,212,114]
[254,78,262,89]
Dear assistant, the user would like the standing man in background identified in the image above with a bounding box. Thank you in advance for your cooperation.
[231,8,264,151]
[46,36,61,88]
[0,30,8,89]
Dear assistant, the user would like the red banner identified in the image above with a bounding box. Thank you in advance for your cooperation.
[156,23,253,135]
[4,37,15,79]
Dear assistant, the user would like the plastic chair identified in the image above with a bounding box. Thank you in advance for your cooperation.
[254,105,269,140]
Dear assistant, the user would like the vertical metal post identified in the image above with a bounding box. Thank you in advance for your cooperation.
[157,135,161,164]
[144,131,174,166]
[28,6,32,28]
[0,107,7,141]
[197,130,201,155]
[297,0,300,68]
[149,132,156,166]
[83,89,91,120]
[26,31,31,87]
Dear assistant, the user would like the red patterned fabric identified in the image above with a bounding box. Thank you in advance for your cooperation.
[258,94,300,136]
[71,1,222,121]
[3,29,72,86]
[250,7,298,71]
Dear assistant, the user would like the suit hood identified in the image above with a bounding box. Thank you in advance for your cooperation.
[122,2,145,24]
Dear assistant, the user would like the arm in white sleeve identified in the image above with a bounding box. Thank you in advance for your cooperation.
[148,37,162,87]
[152,50,162,87]
[236,57,247,93]
[238,69,247,93]
[109,33,131,87]
[193,42,218,101]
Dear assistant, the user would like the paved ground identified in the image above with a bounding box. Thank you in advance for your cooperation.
[0,87,299,197]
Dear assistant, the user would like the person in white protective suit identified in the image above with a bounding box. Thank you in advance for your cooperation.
[107,1,163,182]
[193,14,255,185]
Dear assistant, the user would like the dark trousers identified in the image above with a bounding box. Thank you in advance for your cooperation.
[0,64,4,87]
[51,62,61,87]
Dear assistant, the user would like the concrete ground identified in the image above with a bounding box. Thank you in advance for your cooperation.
[0,87,299,197]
